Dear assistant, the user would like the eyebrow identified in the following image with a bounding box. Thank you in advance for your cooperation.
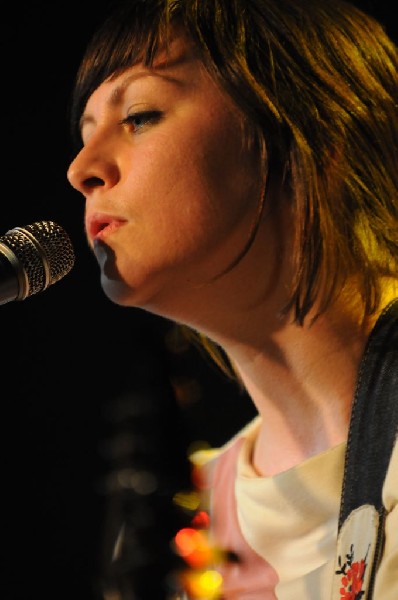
[110,70,184,104]
[79,60,186,130]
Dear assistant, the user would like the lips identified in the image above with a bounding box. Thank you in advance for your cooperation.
[86,213,126,242]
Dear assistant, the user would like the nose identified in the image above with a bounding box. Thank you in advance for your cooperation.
[67,142,120,196]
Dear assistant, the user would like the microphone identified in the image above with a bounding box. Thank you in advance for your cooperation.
[0,220,75,305]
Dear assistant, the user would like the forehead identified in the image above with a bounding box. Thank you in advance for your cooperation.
[82,31,203,112]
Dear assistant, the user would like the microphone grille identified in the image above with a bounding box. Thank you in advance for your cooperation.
[0,220,75,298]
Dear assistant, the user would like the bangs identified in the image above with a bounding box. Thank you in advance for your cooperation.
[69,1,179,148]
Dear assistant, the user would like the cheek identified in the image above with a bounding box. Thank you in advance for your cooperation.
[188,105,260,213]
[119,113,261,267]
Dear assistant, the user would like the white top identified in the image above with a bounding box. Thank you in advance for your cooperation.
[190,416,398,599]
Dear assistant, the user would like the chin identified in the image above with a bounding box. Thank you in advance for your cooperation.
[100,278,131,305]
[100,274,159,311]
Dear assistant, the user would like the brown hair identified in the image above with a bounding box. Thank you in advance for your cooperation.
[70,0,398,344]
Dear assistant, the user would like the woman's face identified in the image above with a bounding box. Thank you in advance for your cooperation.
[67,33,266,319]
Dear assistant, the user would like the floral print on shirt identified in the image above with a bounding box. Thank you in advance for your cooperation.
[336,543,369,600]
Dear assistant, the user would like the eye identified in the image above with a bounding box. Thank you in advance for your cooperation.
[120,110,162,132]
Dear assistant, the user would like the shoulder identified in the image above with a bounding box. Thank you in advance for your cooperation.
[382,434,398,511]
[373,436,398,599]
[189,415,261,489]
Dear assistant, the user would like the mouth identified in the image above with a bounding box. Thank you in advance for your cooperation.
[86,214,127,242]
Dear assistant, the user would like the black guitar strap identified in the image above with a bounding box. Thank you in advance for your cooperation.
[337,297,398,597]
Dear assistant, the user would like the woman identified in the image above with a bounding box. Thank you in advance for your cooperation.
[66,0,398,597]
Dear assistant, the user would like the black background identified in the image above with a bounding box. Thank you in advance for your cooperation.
[0,2,396,599]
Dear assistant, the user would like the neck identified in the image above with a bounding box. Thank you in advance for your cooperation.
[212,286,398,476]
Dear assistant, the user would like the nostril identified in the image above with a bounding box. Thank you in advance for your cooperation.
[84,176,105,189]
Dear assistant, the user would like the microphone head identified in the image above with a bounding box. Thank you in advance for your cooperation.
[0,220,75,300]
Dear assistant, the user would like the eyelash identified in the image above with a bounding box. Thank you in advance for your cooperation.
[119,110,162,132]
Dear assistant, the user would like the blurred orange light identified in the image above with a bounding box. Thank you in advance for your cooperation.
[191,510,211,529]
[174,527,213,568]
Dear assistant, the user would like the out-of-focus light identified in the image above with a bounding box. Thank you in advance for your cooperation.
[180,568,223,599]
[191,510,211,529]
[174,528,213,568]
[173,490,201,511]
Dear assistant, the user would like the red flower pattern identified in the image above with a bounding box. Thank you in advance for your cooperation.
[339,559,366,599]
[336,544,367,600]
